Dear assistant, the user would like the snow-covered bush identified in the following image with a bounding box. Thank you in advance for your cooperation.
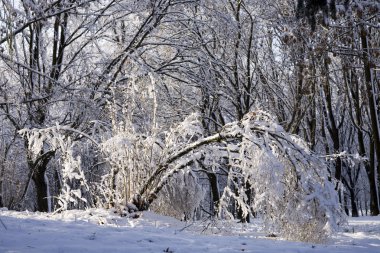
[100,131,161,208]
[99,112,205,210]
[20,126,91,212]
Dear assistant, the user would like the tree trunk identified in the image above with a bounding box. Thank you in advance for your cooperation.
[206,172,220,216]
[349,187,359,217]
[343,193,349,215]
[27,148,55,212]
[244,181,253,223]
[0,165,4,207]
[32,169,49,212]
[322,55,342,187]
[368,141,380,215]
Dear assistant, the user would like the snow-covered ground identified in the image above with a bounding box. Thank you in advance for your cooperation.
[0,208,379,253]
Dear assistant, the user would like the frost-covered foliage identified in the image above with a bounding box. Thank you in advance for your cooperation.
[137,110,344,242]
[165,113,205,145]
[19,126,90,211]
[99,112,205,211]
[151,169,205,221]
[100,130,161,208]
[20,109,343,242]
[217,111,345,242]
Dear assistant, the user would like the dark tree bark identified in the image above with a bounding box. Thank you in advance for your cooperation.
[32,169,49,212]
[206,172,220,215]
[322,55,343,188]
[349,188,359,217]
[27,150,55,212]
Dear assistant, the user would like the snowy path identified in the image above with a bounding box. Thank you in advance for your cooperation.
[0,209,379,253]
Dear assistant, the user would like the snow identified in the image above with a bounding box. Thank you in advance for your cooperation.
[0,208,379,253]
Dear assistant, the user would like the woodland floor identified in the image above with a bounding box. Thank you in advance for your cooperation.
[0,208,379,253]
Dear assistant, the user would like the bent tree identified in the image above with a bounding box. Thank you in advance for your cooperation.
[22,110,344,242]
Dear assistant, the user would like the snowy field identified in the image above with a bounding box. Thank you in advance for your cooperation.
[0,208,379,253]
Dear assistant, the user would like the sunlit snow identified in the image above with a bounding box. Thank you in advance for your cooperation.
[0,208,379,253]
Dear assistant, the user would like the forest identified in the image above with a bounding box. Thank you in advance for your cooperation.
[0,0,379,243]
